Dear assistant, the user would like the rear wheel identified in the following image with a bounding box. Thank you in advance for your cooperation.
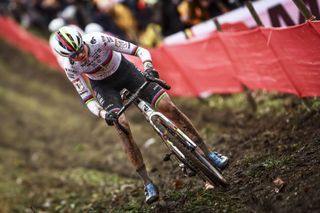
[153,116,228,188]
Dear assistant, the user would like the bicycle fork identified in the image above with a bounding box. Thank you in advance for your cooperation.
[134,99,199,175]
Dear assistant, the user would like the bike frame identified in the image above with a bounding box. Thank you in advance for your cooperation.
[117,79,197,163]
[135,95,197,160]
[116,78,228,187]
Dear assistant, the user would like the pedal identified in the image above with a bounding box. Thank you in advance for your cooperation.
[163,153,172,161]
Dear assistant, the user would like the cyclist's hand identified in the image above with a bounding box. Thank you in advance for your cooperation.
[105,111,119,126]
[143,68,159,80]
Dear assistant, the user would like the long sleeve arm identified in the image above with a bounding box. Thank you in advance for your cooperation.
[65,69,104,117]
[101,33,153,70]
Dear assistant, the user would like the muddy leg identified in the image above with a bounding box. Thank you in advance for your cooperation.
[156,95,210,156]
[115,114,152,185]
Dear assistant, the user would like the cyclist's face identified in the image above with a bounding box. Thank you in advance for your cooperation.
[71,44,88,62]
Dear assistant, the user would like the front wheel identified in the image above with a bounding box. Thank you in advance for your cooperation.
[193,148,228,187]
[173,141,228,188]
[153,116,228,188]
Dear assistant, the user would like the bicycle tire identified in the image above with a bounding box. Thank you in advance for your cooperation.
[193,147,228,187]
[153,116,228,188]
[174,140,228,188]
[153,117,197,172]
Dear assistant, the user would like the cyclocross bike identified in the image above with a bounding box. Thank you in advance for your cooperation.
[115,77,228,188]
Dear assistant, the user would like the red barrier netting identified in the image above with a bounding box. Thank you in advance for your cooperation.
[0,16,319,97]
[0,16,61,71]
[219,27,299,95]
[161,35,243,97]
[261,22,320,97]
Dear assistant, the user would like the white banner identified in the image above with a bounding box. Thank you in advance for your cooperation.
[164,0,320,44]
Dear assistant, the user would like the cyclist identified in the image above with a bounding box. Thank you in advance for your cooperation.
[49,26,229,204]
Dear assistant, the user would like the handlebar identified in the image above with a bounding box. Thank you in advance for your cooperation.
[108,77,170,135]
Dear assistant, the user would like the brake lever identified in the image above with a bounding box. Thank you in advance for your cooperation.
[146,76,171,90]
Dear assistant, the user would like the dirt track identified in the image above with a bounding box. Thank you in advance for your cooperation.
[0,39,319,212]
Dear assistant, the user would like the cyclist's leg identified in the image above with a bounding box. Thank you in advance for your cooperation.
[156,95,229,169]
[155,94,210,156]
[115,114,153,185]
[90,78,153,185]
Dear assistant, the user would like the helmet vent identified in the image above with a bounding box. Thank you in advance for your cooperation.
[66,33,74,42]
[60,51,68,56]
[58,41,66,49]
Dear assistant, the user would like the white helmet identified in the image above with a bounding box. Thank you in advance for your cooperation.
[50,26,83,57]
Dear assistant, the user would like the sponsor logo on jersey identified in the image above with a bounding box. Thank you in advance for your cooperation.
[65,68,77,79]
[80,48,103,68]
[96,93,105,105]
[72,78,87,94]
[115,39,128,49]
[90,37,97,44]
[66,73,75,79]
[106,36,114,43]
[101,36,107,46]
[65,68,77,73]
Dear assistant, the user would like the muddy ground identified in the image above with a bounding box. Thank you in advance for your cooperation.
[0,39,319,213]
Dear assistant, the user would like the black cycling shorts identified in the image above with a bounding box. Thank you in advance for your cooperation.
[90,56,166,113]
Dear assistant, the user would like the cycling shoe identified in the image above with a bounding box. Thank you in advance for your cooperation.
[144,182,159,204]
[208,151,229,170]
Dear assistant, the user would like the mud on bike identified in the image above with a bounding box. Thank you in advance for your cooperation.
[114,77,228,188]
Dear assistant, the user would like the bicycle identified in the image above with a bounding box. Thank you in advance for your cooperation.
[115,77,228,188]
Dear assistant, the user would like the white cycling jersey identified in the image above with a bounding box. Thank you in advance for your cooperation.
[53,32,153,117]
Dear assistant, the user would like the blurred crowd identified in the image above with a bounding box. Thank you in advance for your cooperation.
[0,0,257,47]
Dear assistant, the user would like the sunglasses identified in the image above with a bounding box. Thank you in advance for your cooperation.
[69,45,85,59]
